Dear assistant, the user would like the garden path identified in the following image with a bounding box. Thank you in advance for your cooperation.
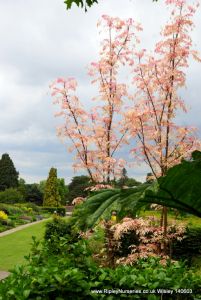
[0,271,10,280]
[0,218,47,238]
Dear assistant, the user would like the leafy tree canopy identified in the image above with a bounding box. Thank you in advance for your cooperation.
[25,184,43,206]
[67,175,92,204]
[57,178,69,205]
[64,0,158,11]
[0,188,24,204]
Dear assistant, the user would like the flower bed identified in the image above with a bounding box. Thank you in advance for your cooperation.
[0,203,50,233]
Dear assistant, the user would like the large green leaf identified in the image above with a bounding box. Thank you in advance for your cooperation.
[71,189,119,229]
[71,184,150,229]
[116,183,150,215]
[71,151,201,230]
[86,193,120,228]
[143,152,201,217]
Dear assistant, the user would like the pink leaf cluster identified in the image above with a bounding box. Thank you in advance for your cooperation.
[51,0,200,182]
[112,217,186,265]
[72,196,86,205]
[51,15,140,183]
[126,0,200,178]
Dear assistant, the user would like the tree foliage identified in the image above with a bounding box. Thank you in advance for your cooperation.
[126,0,200,179]
[67,175,92,204]
[39,178,68,205]
[0,188,24,204]
[64,0,158,12]
[51,16,138,183]
[64,0,98,11]
[43,168,61,207]
[17,178,27,200]
[57,178,69,205]
[25,184,43,206]
[0,153,19,191]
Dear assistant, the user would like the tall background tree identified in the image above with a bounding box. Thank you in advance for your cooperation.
[57,178,69,205]
[39,178,68,205]
[67,175,92,204]
[43,168,61,207]
[25,184,43,206]
[0,153,19,191]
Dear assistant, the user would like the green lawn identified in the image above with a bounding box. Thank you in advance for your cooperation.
[140,210,201,227]
[0,220,48,271]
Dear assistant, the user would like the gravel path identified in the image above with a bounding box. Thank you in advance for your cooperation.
[0,218,47,238]
[0,271,10,280]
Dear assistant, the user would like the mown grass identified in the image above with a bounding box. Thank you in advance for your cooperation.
[140,209,201,227]
[0,220,48,271]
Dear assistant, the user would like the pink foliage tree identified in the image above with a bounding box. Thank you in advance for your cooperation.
[51,0,200,204]
[125,0,200,233]
[50,16,141,183]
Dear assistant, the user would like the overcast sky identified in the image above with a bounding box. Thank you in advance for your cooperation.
[0,0,200,184]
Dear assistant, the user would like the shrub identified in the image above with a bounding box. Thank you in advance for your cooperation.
[172,226,201,264]
[6,219,15,227]
[44,216,78,254]
[0,210,8,222]
[0,238,200,300]
[0,203,25,215]
[0,188,23,204]
[25,202,40,212]
[111,217,186,264]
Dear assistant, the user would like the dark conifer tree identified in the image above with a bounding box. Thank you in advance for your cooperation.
[0,153,19,191]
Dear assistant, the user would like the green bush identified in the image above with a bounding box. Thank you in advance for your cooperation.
[172,227,201,264]
[44,216,78,254]
[41,206,66,216]
[0,237,200,300]
[0,215,200,300]
[0,188,23,204]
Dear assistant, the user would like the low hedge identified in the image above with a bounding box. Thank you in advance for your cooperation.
[41,207,66,216]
